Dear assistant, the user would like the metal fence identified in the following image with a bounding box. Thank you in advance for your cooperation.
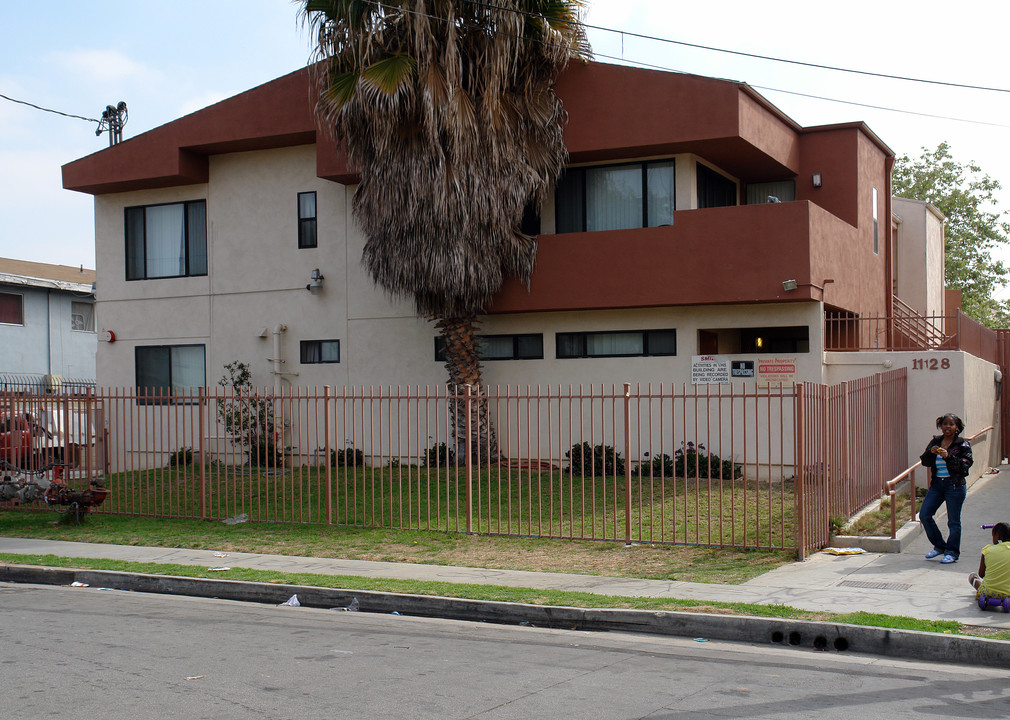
[826,309,997,364]
[2,373,908,556]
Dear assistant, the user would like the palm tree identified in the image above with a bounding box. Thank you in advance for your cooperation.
[301,0,589,461]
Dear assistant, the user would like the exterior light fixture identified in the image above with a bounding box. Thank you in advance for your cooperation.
[782,279,798,291]
[755,337,764,349]
[812,173,822,188]
[306,268,324,294]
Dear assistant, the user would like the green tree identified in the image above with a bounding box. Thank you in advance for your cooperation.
[300,0,589,458]
[892,142,1010,327]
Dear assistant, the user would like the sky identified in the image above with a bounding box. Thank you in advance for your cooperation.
[3,1,1010,289]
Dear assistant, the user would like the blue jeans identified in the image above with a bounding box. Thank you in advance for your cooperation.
[919,479,966,558]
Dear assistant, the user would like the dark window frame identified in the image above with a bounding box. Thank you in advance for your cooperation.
[300,339,340,364]
[124,199,208,281]
[555,159,675,234]
[134,343,206,404]
[434,333,544,362]
[298,191,318,249]
[0,291,24,325]
[556,329,677,359]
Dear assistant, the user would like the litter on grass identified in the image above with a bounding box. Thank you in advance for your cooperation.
[222,513,248,525]
[208,567,231,572]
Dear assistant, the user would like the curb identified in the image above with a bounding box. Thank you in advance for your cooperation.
[3,563,1009,668]
[829,520,923,553]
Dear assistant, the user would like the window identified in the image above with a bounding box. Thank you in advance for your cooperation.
[555,160,674,233]
[298,192,317,249]
[301,339,340,364]
[872,187,879,254]
[556,329,676,359]
[698,326,809,354]
[697,164,737,208]
[0,292,23,325]
[435,334,543,362]
[125,200,207,280]
[71,301,95,332]
[135,345,206,401]
[746,180,796,205]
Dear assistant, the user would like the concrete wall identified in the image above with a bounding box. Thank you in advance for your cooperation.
[892,198,945,316]
[824,350,1000,477]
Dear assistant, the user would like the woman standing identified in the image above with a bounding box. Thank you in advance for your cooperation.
[919,413,973,564]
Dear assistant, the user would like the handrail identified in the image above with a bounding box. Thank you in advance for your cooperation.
[885,425,995,538]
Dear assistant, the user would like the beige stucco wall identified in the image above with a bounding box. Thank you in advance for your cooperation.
[824,350,1000,475]
[892,197,945,316]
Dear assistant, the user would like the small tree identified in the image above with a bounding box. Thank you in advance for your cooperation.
[217,361,280,467]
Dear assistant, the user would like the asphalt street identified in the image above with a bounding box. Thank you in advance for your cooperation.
[3,582,1008,720]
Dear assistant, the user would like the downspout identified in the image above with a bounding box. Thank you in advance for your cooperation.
[46,290,52,375]
[270,323,287,393]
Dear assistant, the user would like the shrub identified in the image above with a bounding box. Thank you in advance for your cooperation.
[566,442,625,476]
[331,446,364,468]
[167,447,193,467]
[648,442,741,479]
[425,442,456,467]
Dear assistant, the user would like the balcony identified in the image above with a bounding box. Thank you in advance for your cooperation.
[491,201,861,314]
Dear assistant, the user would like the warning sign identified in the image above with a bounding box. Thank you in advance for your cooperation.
[692,355,730,384]
[757,357,797,386]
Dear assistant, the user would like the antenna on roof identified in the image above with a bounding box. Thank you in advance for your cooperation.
[96,101,128,146]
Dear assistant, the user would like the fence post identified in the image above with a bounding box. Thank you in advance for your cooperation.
[877,374,885,496]
[465,383,473,535]
[324,385,332,525]
[199,386,206,520]
[623,382,632,545]
[842,381,851,517]
[796,383,806,560]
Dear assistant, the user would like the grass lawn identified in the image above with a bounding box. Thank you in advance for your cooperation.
[88,463,798,550]
[0,510,792,584]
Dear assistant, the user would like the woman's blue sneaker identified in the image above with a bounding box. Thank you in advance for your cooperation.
[925,549,943,559]
[941,554,957,564]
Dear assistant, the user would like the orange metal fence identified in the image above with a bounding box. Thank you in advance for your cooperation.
[826,309,997,364]
[2,375,908,556]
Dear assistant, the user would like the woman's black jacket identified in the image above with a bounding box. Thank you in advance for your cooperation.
[919,435,973,487]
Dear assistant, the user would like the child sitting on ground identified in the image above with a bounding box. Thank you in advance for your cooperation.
[969,522,1010,601]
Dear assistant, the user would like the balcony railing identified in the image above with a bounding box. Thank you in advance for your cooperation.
[825,307,997,364]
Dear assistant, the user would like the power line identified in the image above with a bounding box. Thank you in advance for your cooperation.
[461,0,1010,95]
[0,92,99,123]
[352,0,1010,129]
[585,49,1010,130]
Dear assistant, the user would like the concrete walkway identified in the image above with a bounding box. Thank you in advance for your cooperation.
[2,467,1009,628]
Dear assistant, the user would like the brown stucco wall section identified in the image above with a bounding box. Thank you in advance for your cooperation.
[556,63,798,180]
[63,68,321,194]
[490,202,817,313]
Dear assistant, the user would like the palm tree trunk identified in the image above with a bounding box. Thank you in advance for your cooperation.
[436,316,499,465]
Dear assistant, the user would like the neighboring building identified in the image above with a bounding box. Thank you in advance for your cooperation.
[62,61,899,396]
[0,257,96,385]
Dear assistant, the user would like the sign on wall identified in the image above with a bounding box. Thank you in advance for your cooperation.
[757,357,797,386]
[692,355,730,384]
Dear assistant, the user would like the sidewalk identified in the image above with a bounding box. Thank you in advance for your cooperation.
[2,467,1009,628]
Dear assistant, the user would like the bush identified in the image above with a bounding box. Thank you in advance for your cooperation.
[167,447,193,467]
[566,442,625,476]
[648,442,741,479]
[425,442,456,467]
[331,446,364,468]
